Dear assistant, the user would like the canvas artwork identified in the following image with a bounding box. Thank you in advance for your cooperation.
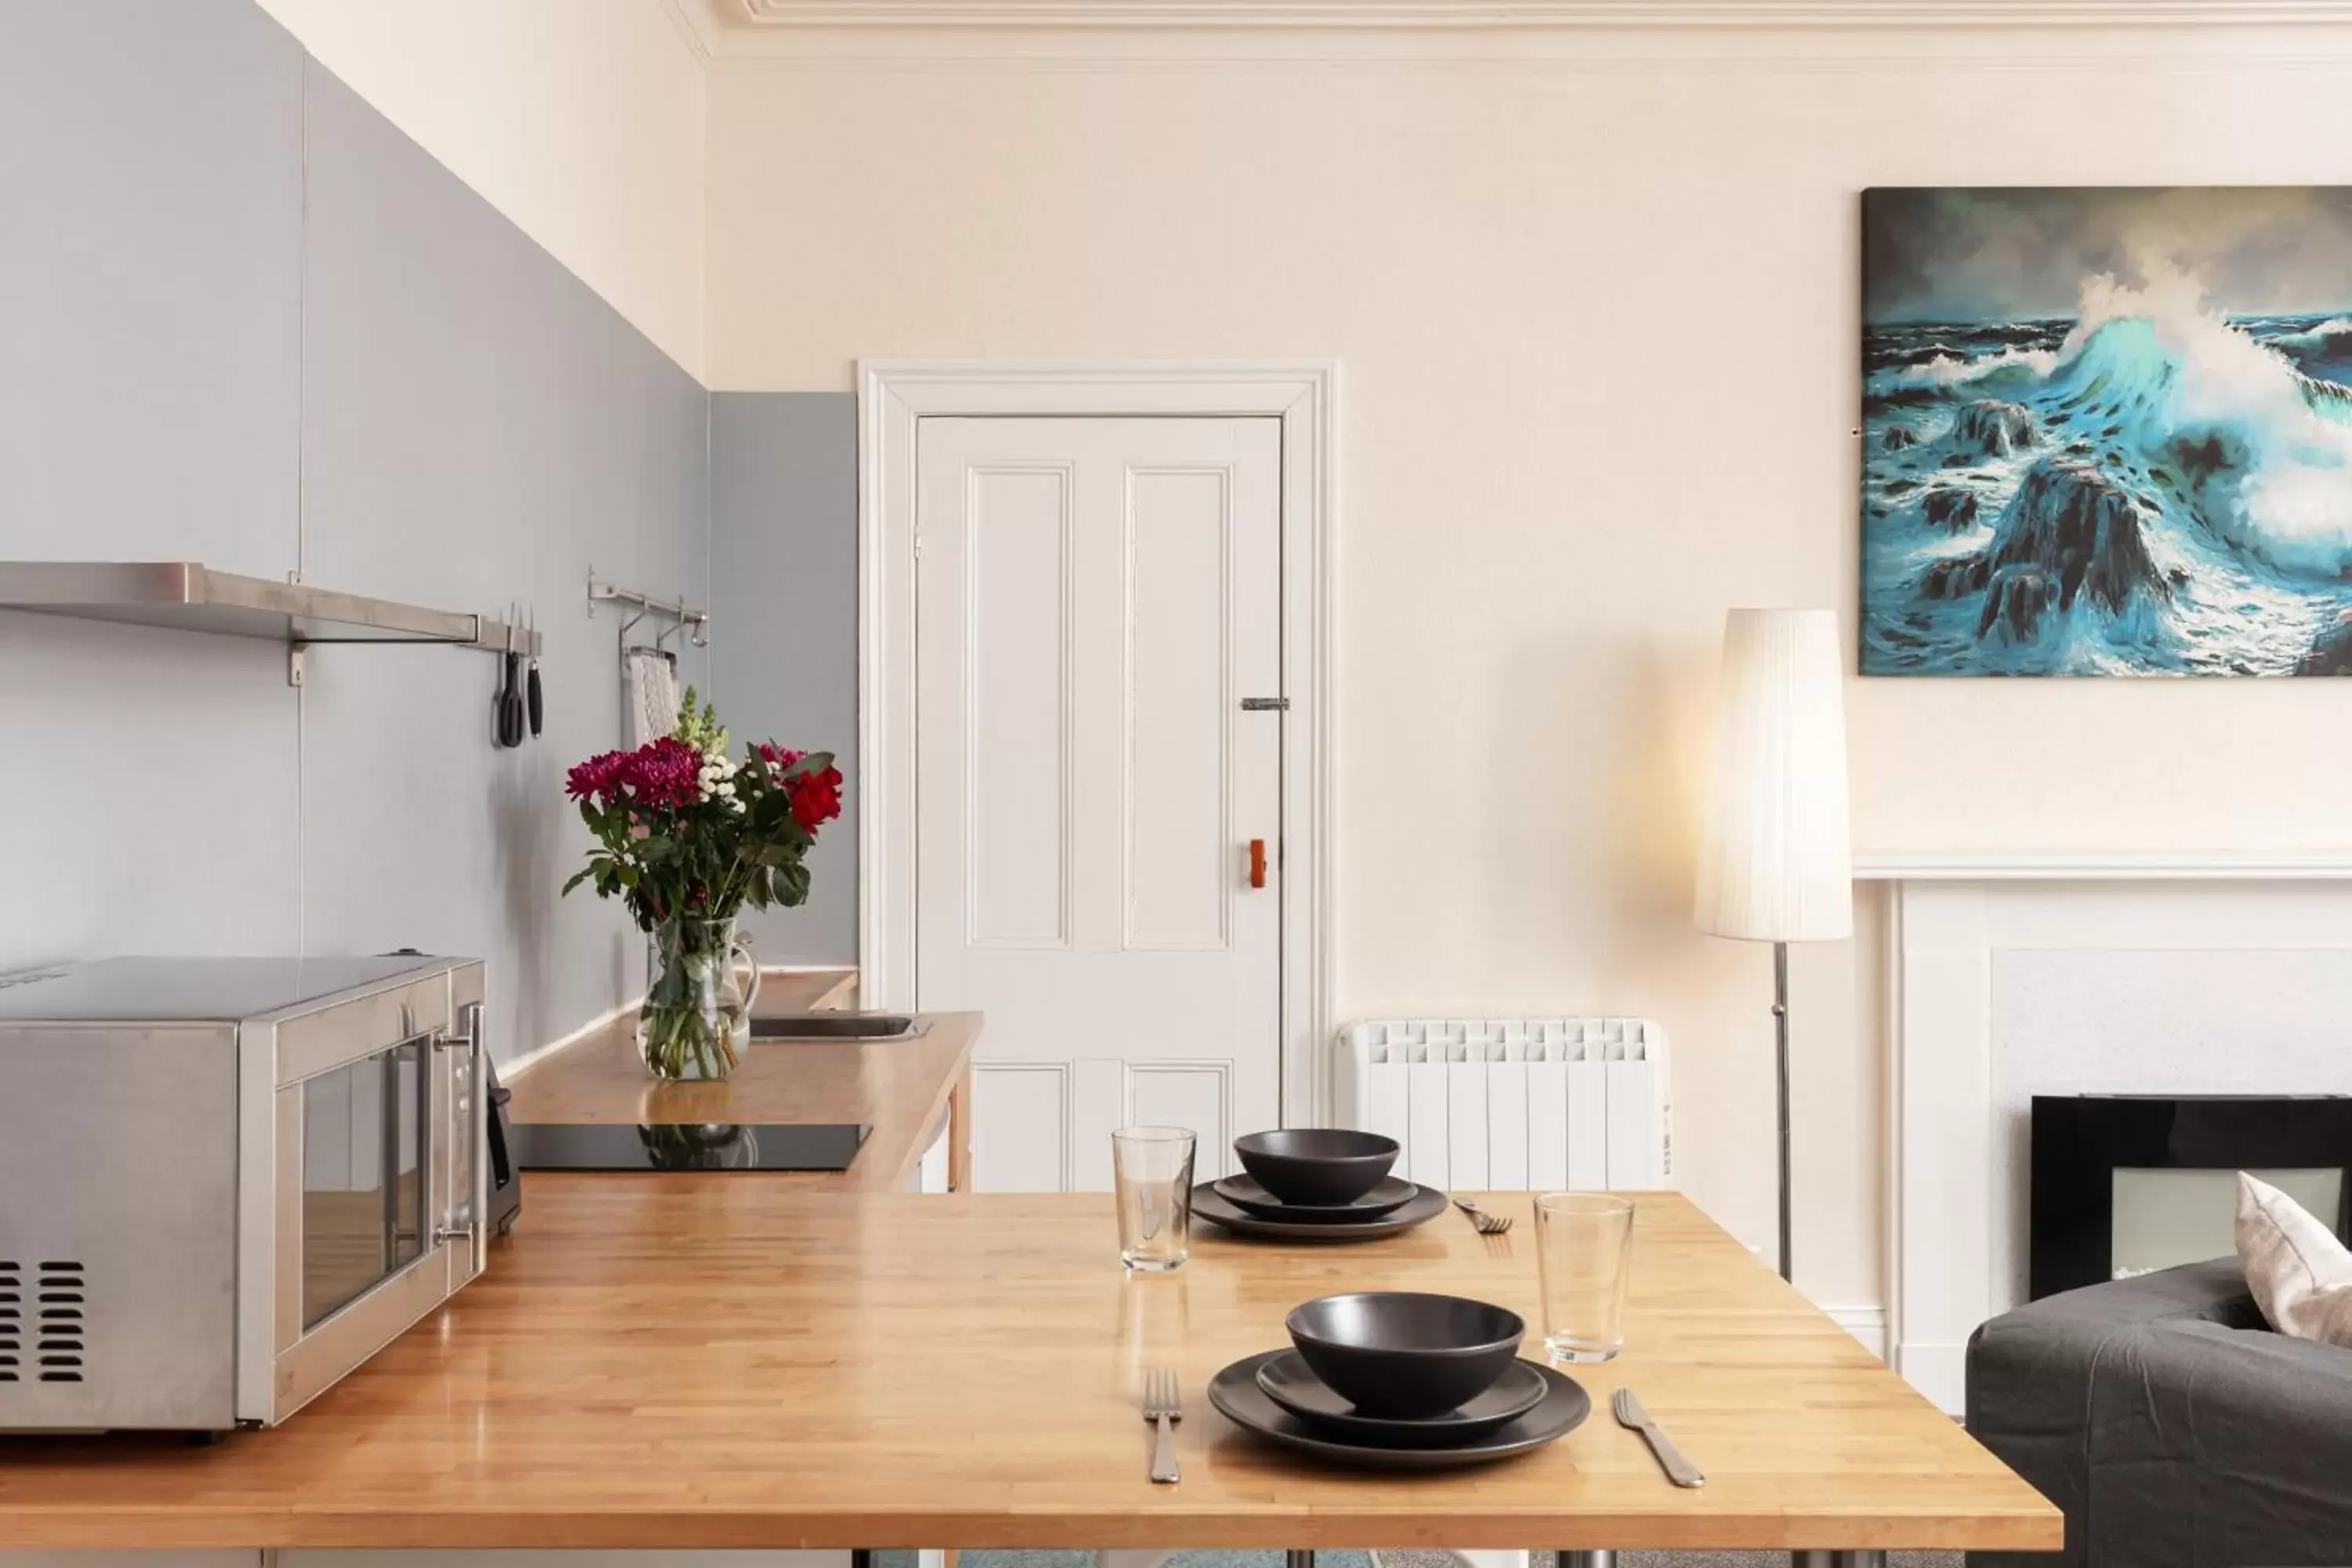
[1861,187,2352,676]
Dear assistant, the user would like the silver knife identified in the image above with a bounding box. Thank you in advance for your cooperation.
[1612,1388,1704,1488]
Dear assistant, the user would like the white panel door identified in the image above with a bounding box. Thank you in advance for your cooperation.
[917,416,1282,1191]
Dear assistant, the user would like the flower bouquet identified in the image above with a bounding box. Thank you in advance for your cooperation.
[563,691,843,1080]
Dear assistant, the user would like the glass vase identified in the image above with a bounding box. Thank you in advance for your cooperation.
[638,916,762,1080]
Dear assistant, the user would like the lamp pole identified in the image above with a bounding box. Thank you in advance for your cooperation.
[1773,939,1792,1283]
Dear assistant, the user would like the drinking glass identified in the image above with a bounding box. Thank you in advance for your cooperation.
[1112,1127,1197,1271]
[1533,1192,1635,1362]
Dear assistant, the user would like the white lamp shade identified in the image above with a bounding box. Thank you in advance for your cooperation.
[1695,608,1853,943]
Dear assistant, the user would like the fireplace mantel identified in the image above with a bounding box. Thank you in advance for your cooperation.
[1878,870,2352,1413]
[1858,850,2352,881]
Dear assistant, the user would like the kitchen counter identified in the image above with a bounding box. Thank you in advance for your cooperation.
[503,967,977,1191]
[746,965,864,1012]
[0,1187,2057,1554]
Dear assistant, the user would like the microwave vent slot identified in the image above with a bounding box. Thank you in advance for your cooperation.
[0,1260,16,1381]
[25,1261,82,1382]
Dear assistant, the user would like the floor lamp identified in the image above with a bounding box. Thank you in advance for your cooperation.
[1694,608,1853,1285]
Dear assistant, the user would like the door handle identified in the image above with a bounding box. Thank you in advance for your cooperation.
[1248,838,1267,889]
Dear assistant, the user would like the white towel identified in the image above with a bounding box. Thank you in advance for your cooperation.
[624,649,681,747]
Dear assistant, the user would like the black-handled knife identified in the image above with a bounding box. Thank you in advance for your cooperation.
[495,605,524,748]
[524,604,543,738]
[499,652,524,747]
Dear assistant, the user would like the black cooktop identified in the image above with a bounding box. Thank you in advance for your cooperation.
[509,1121,871,1173]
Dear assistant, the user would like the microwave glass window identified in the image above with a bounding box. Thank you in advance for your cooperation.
[301,1038,429,1328]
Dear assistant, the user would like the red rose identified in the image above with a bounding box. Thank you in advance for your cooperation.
[788,765,844,833]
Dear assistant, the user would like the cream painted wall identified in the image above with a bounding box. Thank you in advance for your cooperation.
[704,25,2352,1310]
[254,0,708,379]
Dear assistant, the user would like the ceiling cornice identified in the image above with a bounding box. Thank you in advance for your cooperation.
[731,1,2352,28]
[659,0,731,58]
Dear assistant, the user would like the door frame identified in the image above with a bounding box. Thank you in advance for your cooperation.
[859,359,1338,1127]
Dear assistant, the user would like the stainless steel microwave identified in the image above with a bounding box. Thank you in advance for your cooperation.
[0,954,489,1433]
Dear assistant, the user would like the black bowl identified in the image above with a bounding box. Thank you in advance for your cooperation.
[1233,1129,1400,1207]
[1285,1291,1526,1419]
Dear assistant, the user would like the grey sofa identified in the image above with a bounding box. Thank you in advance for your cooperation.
[1968,1259,2352,1568]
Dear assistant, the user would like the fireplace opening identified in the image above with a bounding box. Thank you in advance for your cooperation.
[2030,1094,2352,1300]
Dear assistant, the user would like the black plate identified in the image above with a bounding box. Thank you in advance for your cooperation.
[1212,1172,1417,1221]
[1209,1349,1588,1468]
[1254,1349,1547,1443]
[1192,1180,1446,1242]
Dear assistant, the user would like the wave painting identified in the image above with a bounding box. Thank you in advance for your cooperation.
[1862,187,2352,676]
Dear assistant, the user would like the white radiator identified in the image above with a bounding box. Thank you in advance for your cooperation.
[1334,1018,1673,1192]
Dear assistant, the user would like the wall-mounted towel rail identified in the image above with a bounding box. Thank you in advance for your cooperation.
[587,575,707,652]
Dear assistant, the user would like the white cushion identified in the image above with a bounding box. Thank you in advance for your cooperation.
[2236,1171,2352,1346]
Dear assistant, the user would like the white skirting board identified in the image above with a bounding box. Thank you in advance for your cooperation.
[1825,1306,1889,1362]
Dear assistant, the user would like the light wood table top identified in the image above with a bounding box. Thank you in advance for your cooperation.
[0,1187,2057,1553]
[503,968,976,1189]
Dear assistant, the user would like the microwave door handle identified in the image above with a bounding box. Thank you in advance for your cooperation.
[466,1000,485,1260]
[431,1003,484,1250]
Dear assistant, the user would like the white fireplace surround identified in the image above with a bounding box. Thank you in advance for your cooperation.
[1872,855,2352,1414]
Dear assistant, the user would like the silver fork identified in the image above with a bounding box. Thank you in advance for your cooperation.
[1143,1366,1182,1483]
[1452,1196,1512,1235]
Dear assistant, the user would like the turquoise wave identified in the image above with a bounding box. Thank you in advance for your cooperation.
[1862,303,2352,676]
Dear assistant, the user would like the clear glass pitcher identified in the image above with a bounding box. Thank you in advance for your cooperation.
[638,916,762,1080]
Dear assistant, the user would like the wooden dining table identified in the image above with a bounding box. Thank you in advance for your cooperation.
[0,1181,2060,1563]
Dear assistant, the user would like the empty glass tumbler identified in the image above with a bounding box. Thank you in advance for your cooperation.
[1533,1192,1635,1362]
[1112,1127,1198,1271]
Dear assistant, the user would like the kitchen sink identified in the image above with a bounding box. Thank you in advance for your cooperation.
[750,1011,927,1041]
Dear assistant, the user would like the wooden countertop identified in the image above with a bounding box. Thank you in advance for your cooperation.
[750,966,863,1012]
[0,1189,2060,1553]
[503,967,977,1189]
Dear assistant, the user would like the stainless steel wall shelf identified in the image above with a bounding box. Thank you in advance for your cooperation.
[0,561,539,686]
[0,561,540,651]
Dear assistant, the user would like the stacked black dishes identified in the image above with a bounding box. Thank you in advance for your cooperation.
[1191,1130,1447,1241]
[1208,1292,1589,1468]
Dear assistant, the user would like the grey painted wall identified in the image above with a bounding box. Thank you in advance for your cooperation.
[0,0,303,575]
[0,0,710,1061]
[709,394,860,966]
[0,0,305,965]
[295,61,710,1060]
